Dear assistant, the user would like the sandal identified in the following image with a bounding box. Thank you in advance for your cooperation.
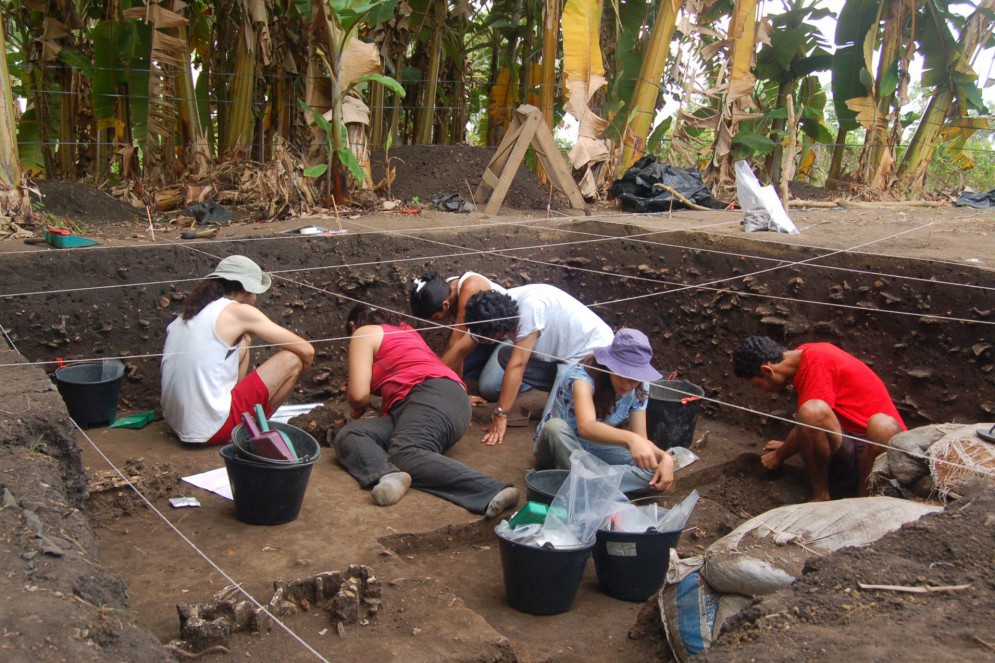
[977,424,995,444]
[505,406,532,428]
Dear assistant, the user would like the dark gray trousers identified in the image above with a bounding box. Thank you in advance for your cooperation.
[333,378,509,514]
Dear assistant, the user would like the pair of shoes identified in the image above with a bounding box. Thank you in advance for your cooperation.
[505,405,532,428]
[485,487,520,518]
[371,472,411,506]
[977,424,995,444]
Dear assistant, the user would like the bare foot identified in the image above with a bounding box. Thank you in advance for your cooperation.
[764,440,785,452]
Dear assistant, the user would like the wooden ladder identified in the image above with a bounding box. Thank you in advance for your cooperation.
[474,104,589,216]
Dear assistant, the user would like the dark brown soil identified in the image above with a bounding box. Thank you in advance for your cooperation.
[699,492,995,662]
[0,149,993,661]
[370,144,571,210]
[31,180,144,227]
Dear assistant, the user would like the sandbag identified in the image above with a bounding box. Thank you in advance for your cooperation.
[659,550,751,662]
[887,424,963,485]
[700,497,942,596]
[929,425,995,500]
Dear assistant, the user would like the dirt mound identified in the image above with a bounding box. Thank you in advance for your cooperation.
[370,144,570,211]
[700,492,995,661]
[31,180,144,226]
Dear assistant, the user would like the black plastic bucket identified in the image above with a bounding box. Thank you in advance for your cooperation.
[646,380,703,450]
[524,469,570,505]
[231,422,321,465]
[54,360,125,428]
[593,527,682,601]
[497,530,594,615]
[220,423,320,525]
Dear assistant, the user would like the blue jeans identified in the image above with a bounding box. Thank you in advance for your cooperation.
[533,418,656,493]
[478,344,571,426]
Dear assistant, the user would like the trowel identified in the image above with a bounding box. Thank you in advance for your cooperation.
[240,410,296,461]
[254,404,299,460]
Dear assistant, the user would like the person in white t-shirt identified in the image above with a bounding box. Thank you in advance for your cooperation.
[409,270,509,385]
[160,256,314,444]
[449,284,613,446]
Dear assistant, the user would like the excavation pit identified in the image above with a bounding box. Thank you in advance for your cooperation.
[0,216,991,661]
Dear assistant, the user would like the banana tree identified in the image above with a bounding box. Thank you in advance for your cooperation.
[897,0,993,191]
[303,0,402,201]
[562,0,609,198]
[619,0,684,171]
[753,0,832,182]
[825,0,875,189]
[702,0,761,189]
[1,16,31,218]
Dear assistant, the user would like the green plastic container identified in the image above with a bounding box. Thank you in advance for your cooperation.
[45,231,99,248]
[509,502,549,528]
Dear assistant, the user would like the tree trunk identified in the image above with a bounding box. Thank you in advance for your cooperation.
[415,0,445,144]
[826,125,850,190]
[620,0,682,171]
[222,15,256,159]
[0,18,30,218]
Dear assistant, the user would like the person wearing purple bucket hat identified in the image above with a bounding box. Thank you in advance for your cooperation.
[533,328,676,493]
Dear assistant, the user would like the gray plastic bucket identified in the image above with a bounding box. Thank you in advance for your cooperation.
[54,360,125,428]
[646,380,703,450]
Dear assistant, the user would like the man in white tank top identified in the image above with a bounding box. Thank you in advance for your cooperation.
[160,256,314,444]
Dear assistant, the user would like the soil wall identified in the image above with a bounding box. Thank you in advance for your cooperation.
[1,222,991,436]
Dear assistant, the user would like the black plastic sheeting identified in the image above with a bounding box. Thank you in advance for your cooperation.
[608,157,725,212]
[953,189,995,209]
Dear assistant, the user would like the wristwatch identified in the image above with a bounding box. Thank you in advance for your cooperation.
[494,406,511,417]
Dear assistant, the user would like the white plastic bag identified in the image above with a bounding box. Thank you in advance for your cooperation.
[734,160,799,234]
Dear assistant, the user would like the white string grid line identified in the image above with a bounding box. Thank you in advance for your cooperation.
[73,418,332,662]
[7,218,992,654]
[5,206,990,297]
[2,216,989,353]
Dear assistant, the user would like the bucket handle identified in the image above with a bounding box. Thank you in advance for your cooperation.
[667,370,678,380]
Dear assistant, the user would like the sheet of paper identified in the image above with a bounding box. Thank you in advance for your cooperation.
[181,467,233,500]
[269,402,324,424]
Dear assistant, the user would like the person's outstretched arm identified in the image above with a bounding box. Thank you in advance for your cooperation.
[224,302,315,371]
[481,331,538,446]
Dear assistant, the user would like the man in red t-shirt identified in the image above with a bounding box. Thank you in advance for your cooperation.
[732,336,906,501]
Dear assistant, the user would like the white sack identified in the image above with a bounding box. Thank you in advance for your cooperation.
[700,497,942,596]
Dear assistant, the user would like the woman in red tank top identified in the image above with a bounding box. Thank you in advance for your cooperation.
[332,305,519,517]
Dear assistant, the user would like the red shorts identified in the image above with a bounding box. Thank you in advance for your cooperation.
[206,371,272,445]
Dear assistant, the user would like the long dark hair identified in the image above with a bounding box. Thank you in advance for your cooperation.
[181,278,244,320]
[345,304,402,336]
[409,271,450,319]
[580,355,648,420]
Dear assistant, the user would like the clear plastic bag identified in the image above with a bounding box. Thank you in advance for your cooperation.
[539,449,629,546]
[656,489,700,532]
[734,161,799,234]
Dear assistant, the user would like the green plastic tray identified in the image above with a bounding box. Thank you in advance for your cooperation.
[46,232,99,248]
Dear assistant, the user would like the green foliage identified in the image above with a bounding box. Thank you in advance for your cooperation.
[921,136,995,192]
[831,0,878,131]
[298,99,367,184]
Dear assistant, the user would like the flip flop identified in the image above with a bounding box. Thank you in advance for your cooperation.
[977,425,995,444]
[505,406,532,427]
